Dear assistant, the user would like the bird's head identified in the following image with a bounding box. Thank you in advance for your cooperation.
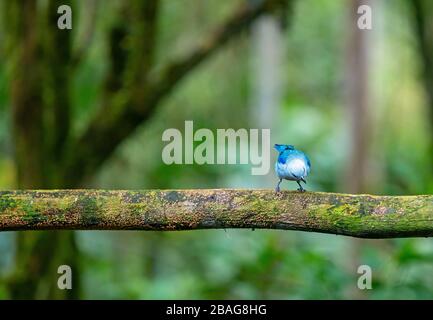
[274,144,295,153]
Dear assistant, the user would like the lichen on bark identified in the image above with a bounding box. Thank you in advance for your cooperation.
[0,189,432,238]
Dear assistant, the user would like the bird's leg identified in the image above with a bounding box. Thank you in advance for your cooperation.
[275,178,282,193]
[297,180,306,192]
[301,178,307,184]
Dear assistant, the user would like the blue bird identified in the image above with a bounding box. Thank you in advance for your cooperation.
[274,144,311,192]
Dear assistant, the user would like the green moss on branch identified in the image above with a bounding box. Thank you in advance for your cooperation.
[0,190,432,238]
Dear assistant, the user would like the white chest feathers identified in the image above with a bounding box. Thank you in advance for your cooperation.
[276,158,309,181]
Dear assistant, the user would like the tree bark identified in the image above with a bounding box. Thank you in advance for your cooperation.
[1,189,433,239]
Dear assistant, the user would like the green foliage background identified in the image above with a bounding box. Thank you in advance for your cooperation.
[0,0,433,299]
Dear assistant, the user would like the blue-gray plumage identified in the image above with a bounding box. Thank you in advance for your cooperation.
[274,144,311,192]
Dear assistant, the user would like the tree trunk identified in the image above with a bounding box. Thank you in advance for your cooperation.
[343,0,375,299]
[5,0,78,299]
[410,0,433,158]
[250,14,284,186]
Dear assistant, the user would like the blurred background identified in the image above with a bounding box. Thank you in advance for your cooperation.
[1,0,433,299]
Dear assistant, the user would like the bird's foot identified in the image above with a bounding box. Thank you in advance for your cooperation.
[297,187,306,193]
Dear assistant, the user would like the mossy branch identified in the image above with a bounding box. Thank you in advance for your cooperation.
[1,189,432,238]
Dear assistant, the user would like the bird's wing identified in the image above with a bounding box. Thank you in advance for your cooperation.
[305,155,311,174]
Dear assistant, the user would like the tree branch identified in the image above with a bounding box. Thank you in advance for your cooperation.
[100,0,159,101]
[1,189,433,239]
[64,0,291,187]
